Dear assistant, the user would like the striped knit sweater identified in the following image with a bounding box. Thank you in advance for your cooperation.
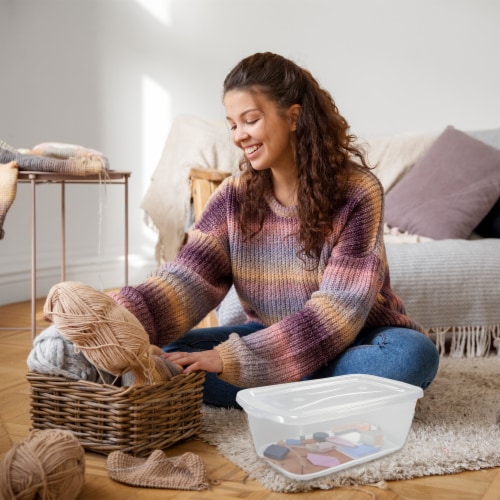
[112,166,423,388]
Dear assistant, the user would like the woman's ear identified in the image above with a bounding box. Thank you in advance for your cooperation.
[288,104,301,131]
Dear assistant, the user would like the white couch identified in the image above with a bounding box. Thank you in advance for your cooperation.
[142,116,500,358]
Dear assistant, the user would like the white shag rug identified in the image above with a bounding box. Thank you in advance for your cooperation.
[199,357,500,493]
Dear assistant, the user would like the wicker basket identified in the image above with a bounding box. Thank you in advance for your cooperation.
[27,370,205,457]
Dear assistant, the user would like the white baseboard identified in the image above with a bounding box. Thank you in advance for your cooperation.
[0,252,156,306]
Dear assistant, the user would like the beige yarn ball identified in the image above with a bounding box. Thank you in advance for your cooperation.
[43,281,154,384]
[0,429,85,500]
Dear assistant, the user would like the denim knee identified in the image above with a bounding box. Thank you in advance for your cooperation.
[312,327,439,390]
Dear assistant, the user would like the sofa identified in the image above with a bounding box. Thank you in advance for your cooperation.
[142,115,500,358]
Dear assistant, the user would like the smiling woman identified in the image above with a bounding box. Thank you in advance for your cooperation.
[224,89,300,206]
[110,52,439,409]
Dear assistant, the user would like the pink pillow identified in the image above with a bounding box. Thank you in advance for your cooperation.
[384,126,500,239]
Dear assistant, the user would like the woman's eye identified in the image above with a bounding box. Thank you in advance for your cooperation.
[228,118,258,132]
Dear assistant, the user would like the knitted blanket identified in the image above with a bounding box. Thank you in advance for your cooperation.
[0,141,107,175]
[386,238,500,357]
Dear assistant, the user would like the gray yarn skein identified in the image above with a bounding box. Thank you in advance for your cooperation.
[27,324,99,381]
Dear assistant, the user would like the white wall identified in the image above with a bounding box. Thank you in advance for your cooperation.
[1,0,499,305]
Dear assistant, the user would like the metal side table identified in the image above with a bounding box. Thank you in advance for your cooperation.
[16,170,131,339]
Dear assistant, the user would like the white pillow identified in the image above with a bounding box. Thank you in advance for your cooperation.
[141,115,241,263]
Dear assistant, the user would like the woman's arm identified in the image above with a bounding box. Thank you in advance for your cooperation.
[111,180,235,346]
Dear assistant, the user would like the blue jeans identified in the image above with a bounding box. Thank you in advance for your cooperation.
[163,323,439,409]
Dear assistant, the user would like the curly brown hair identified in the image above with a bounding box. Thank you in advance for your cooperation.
[223,52,369,262]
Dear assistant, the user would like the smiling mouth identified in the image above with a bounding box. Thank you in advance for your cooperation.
[245,144,261,155]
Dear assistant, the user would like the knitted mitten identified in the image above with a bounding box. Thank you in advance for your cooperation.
[106,450,209,490]
[0,161,18,240]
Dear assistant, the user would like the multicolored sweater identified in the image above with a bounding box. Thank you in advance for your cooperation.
[112,167,423,388]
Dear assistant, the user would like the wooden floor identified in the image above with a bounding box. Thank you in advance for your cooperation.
[1,299,499,499]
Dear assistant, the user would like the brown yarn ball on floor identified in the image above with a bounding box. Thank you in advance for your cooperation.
[0,429,85,500]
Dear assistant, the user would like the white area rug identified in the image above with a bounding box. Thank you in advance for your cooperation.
[199,357,500,493]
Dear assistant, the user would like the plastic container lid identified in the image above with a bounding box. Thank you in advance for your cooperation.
[236,374,423,424]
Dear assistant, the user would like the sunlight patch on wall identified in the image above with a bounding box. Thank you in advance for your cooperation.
[135,0,171,26]
[141,74,171,188]
[141,74,171,244]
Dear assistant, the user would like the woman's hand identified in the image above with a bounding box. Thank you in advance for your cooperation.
[161,349,223,375]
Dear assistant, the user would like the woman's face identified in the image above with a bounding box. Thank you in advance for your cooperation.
[224,89,300,174]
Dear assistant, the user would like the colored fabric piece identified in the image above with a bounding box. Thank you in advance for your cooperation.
[111,167,423,389]
[306,453,340,468]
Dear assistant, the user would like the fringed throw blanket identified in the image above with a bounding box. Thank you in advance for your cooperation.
[386,238,500,358]
[0,140,108,240]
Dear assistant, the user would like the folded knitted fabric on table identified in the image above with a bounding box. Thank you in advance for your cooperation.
[0,140,107,175]
[106,450,209,490]
[0,140,109,241]
[29,141,110,170]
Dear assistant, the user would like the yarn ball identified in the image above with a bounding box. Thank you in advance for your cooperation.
[43,281,154,384]
[27,325,99,381]
[0,429,85,500]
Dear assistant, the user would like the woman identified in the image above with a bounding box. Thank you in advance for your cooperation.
[113,52,439,407]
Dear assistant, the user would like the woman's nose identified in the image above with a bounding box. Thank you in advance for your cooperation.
[233,126,249,144]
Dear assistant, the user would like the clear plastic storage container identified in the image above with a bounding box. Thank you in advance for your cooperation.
[236,374,423,480]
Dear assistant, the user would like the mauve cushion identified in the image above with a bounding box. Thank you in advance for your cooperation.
[384,126,500,239]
